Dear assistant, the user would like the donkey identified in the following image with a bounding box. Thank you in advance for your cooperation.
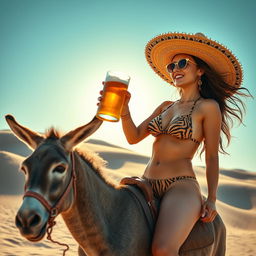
[6,115,226,256]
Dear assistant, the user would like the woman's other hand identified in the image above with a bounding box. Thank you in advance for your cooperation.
[200,198,218,222]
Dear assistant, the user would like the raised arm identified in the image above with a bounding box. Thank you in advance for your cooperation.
[121,92,171,144]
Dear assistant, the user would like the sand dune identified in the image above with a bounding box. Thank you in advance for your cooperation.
[0,130,32,157]
[0,130,255,255]
[220,168,256,181]
[0,151,25,194]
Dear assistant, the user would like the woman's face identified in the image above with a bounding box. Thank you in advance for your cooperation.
[169,54,203,88]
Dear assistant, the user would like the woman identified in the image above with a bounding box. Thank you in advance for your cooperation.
[98,32,250,256]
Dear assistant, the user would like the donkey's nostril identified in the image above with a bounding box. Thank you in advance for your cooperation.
[16,212,42,229]
[15,215,23,228]
[29,214,41,227]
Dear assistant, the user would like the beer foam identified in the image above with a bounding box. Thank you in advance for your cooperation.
[105,71,130,85]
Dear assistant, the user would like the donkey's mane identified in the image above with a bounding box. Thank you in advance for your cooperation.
[75,147,119,189]
[75,147,107,174]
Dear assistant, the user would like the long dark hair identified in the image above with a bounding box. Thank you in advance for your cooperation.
[191,55,252,155]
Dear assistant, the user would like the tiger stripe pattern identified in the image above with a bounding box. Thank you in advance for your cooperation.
[143,175,198,199]
[148,97,201,144]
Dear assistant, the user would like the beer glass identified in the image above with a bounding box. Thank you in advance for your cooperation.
[96,71,130,122]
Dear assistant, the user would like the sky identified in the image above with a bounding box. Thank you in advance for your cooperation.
[0,0,255,172]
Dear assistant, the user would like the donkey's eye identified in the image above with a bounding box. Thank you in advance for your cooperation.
[53,165,66,174]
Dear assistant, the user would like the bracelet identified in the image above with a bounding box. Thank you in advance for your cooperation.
[121,112,131,120]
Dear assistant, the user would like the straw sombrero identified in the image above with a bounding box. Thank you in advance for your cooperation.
[145,32,242,87]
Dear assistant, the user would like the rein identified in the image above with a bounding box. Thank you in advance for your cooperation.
[23,151,77,255]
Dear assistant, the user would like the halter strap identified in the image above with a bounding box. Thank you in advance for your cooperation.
[160,101,175,114]
[24,191,52,212]
[162,97,201,116]
[189,97,201,115]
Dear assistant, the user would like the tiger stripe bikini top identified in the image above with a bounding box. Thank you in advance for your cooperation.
[148,97,201,144]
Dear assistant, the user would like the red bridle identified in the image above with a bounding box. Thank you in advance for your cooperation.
[23,151,77,255]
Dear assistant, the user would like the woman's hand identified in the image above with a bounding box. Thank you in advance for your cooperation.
[200,198,218,222]
[97,89,103,107]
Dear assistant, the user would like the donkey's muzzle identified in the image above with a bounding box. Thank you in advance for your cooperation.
[15,197,49,241]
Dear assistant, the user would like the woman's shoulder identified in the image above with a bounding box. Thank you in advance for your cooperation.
[161,100,174,107]
[199,98,221,114]
[159,100,175,112]
[151,100,174,116]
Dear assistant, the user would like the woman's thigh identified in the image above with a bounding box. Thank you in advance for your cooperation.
[152,179,203,252]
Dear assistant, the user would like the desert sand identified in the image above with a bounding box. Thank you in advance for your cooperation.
[0,130,255,256]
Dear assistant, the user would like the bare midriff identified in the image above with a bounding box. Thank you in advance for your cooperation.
[143,134,200,179]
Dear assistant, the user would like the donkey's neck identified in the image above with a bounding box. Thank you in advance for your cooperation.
[61,151,121,255]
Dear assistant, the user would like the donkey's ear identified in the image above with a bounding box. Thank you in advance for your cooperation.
[60,116,103,151]
[5,115,44,150]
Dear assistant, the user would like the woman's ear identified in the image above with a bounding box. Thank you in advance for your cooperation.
[197,68,205,76]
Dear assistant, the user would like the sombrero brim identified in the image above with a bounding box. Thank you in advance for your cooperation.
[145,32,242,87]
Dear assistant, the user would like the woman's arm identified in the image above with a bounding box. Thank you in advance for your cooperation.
[121,110,155,144]
[121,95,171,144]
[201,99,222,222]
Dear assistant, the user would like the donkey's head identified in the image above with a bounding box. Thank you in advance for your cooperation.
[5,115,102,242]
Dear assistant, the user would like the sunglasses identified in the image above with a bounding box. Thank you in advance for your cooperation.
[166,58,197,73]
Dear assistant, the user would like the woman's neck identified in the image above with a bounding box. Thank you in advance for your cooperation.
[178,95,201,103]
[178,86,201,102]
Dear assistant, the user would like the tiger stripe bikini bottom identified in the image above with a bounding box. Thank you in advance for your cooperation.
[142,175,200,199]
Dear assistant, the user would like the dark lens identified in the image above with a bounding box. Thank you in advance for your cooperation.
[178,59,187,69]
[167,63,175,73]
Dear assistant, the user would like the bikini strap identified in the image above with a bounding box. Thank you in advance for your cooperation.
[161,101,176,113]
[189,97,201,115]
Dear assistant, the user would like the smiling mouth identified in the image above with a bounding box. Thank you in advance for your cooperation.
[175,75,184,80]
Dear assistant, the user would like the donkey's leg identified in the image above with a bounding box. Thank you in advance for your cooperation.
[78,246,87,256]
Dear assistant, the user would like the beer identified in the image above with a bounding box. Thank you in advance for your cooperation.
[96,71,130,122]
